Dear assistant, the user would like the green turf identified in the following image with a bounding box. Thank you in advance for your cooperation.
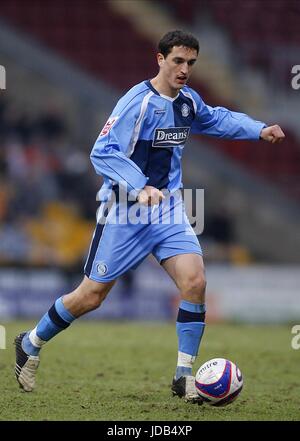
[0,321,299,421]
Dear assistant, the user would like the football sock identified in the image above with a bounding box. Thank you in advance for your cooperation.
[175,300,206,380]
[21,296,75,356]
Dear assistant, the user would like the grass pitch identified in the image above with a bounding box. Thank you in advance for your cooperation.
[0,321,299,421]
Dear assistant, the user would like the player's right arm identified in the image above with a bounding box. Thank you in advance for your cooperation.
[90,89,149,200]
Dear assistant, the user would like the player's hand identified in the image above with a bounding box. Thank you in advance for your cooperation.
[137,185,165,206]
[260,125,285,143]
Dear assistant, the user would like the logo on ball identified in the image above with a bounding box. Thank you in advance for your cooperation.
[195,358,243,406]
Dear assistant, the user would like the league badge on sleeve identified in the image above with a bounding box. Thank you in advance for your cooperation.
[100,116,119,136]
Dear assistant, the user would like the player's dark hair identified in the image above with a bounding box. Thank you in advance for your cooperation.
[158,30,199,57]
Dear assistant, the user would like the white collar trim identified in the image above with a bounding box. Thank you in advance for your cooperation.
[159,93,179,102]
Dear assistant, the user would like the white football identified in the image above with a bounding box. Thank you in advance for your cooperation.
[195,358,243,406]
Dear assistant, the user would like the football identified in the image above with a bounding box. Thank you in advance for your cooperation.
[195,358,243,406]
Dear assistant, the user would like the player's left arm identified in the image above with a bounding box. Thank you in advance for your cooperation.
[189,89,285,141]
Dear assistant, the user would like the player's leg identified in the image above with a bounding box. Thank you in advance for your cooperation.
[15,276,115,392]
[21,275,115,355]
[161,253,206,402]
[15,201,155,392]
[151,191,206,402]
[162,253,206,374]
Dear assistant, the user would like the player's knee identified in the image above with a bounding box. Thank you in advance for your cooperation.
[77,277,114,311]
[82,285,110,310]
[181,273,206,300]
[85,289,108,309]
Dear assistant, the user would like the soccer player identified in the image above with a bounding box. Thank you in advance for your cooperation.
[15,30,285,402]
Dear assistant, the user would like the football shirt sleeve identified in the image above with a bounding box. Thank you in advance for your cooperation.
[90,94,148,197]
[189,89,266,140]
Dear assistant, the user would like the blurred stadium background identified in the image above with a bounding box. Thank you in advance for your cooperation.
[0,0,299,325]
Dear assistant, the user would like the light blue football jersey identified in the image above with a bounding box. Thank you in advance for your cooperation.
[84,80,266,281]
[90,80,266,202]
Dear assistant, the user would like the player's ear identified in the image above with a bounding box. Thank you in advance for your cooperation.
[157,53,165,67]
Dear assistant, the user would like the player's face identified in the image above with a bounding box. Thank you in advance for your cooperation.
[158,46,198,93]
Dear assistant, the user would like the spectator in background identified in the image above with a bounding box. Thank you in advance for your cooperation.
[0,95,97,268]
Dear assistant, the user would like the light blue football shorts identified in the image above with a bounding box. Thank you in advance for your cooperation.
[84,191,202,282]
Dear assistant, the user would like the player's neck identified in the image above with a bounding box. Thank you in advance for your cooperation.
[150,77,179,98]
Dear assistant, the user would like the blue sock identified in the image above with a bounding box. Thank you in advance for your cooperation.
[22,297,75,356]
[175,300,206,380]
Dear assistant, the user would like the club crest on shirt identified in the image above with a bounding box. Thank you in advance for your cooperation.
[100,116,119,136]
[181,103,190,117]
[96,261,108,275]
